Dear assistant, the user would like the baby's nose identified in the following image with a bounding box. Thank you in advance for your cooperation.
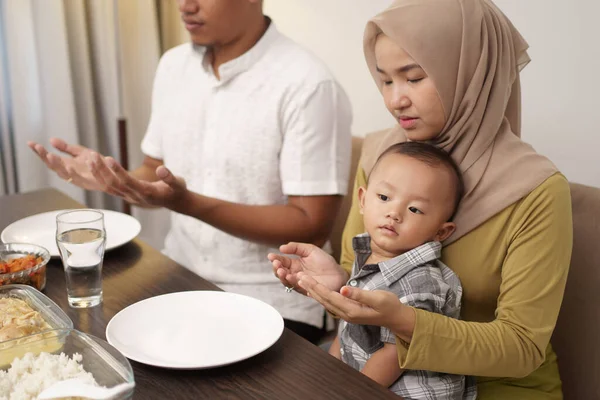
[386,210,402,222]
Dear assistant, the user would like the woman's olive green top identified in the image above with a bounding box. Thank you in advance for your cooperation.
[341,169,572,400]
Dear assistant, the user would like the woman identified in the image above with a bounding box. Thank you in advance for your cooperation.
[270,0,572,398]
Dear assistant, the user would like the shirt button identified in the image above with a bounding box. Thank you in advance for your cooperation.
[349,280,358,287]
[340,348,344,355]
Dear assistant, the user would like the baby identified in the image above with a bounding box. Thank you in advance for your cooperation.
[330,142,476,399]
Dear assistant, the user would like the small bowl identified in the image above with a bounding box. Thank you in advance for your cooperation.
[0,243,51,290]
[1,329,135,399]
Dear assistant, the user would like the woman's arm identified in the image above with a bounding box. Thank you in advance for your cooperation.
[395,174,572,377]
[302,174,573,378]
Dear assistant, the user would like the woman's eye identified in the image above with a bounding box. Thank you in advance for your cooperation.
[407,77,424,84]
[378,194,389,201]
[383,80,393,86]
[409,206,423,214]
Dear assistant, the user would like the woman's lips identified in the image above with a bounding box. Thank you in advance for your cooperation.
[398,117,418,129]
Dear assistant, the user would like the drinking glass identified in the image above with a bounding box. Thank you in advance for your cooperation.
[56,209,106,308]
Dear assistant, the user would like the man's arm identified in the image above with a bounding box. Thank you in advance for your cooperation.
[361,343,403,388]
[92,155,343,247]
[174,191,342,248]
[108,78,350,247]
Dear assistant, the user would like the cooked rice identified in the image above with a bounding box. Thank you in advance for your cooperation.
[0,352,97,400]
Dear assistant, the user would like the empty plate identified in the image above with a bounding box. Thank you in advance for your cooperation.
[105,291,284,369]
[1,210,141,257]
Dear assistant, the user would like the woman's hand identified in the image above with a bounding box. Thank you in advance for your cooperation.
[298,275,416,342]
[268,242,349,296]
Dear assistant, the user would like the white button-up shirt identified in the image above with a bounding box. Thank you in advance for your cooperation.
[141,22,352,327]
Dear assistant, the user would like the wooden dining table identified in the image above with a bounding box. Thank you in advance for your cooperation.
[0,188,398,399]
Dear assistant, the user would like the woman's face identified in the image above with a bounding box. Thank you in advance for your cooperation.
[374,34,446,141]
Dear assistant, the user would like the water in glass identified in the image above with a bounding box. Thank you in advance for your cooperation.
[56,210,106,308]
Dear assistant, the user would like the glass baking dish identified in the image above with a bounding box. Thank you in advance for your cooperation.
[0,329,135,399]
[0,284,73,366]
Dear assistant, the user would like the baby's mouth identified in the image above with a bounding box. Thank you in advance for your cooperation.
[380,224,397,235]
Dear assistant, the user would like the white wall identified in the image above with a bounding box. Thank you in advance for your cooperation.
[264,0,396,136]
[265,0,600,187]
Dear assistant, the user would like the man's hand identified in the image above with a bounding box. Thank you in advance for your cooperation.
[28,138,109,192]
[89,158,188,209]
[268,242,348,295]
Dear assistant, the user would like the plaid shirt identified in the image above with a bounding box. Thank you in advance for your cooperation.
[338,233,477,399]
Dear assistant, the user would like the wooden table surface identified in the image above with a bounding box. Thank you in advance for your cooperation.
[0,189,398,400]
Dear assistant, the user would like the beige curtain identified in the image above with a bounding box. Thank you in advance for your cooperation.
[0,0,186,248]
[157,0,189,52]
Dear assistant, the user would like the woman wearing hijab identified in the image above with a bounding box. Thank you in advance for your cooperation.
[270,0,572,398]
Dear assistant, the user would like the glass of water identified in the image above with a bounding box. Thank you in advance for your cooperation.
[56,209,106,308]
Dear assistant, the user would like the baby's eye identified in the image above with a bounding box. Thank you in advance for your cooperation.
[378,194,389,201]
[408,206,423,214]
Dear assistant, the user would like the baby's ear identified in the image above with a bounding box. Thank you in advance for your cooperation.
[357,186,367,215]
[435,222,456,242]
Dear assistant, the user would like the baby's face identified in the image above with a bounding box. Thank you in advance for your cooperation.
[359,153,456,258]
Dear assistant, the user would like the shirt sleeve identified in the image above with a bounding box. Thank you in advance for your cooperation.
[340,165,367,271]
[140,50,175,160]
[279,80,353,196]
[396,174,573,378]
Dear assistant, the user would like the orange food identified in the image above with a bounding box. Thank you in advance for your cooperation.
[0,255,42,274]
[0,255,46,290]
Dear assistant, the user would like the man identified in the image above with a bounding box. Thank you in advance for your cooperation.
[28,0,352,343]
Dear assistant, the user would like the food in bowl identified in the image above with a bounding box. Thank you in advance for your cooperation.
[0,285,73,367]
[0,297,62,368]
[0,297,52,343]
[0,297,60,368]
[0,255,45,290]
[1,329,135,399]
[0,352,98,400]
[0,244,50,290]
[0,255,43,274]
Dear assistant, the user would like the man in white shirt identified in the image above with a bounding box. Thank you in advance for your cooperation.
[28,0,352,343]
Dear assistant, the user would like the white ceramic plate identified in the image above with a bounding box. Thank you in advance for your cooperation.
[105,291,284,369]
[1,209,141,257]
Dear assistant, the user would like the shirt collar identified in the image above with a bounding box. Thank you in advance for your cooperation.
[352,233,442,287]
[194,17,279,85]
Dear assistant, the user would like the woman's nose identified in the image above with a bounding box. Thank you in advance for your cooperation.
[390,89,411,110]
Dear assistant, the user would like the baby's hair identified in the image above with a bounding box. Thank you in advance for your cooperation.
[369,142,464,221]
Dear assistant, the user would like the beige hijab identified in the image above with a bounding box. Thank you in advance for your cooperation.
[361,0,558,244]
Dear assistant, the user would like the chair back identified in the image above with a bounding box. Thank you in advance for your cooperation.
[551,182,600,400]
